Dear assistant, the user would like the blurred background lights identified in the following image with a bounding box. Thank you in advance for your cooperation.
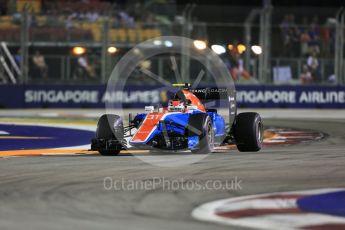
[153,40,162,46]
[251,45,262,55]
[193,40,207,50]
[237,44,246,54]
[72,46,86,55]
[164,40,173,47]
[107,46,117,54]
[211,44,226,54]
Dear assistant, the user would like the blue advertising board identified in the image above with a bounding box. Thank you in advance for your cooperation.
[0,84,344,108]
[236,85,345,108]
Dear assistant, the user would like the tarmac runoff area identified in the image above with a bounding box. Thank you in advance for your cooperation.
[0,108,344,230]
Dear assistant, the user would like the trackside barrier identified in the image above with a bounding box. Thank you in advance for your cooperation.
[0,85,344,108]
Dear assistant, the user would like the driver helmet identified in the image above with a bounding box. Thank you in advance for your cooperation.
[168,99,185,112]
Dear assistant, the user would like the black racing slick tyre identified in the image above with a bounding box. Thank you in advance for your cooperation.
[234,112,263,152]
[96,114,124,156]
[188,113,214,154]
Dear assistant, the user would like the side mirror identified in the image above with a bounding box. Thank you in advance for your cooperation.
[145,106,155,112]
[187,105,198,110]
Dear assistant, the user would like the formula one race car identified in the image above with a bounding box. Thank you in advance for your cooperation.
[91,84,263,155]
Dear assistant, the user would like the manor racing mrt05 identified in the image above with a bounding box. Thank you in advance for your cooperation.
[91,84,264,155]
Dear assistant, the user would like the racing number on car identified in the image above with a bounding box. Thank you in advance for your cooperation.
[131,113,165,142]
[147,114,161,120]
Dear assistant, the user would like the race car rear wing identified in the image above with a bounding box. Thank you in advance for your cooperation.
[172,83,235,100]
[171,84,237,125]
[191,87,237,127]
[190,87,235,100]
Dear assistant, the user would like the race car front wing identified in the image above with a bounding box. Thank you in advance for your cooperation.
[91,138,127,152]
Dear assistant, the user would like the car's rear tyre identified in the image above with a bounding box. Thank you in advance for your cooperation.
[96,114,124,156]
[234,112,263,152]
[188,114,214,154]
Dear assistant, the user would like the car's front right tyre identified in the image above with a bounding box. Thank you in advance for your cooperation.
[188,113,214,154]
[96,114,124,156]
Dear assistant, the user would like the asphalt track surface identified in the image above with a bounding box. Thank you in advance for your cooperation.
[0,109,344,230]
